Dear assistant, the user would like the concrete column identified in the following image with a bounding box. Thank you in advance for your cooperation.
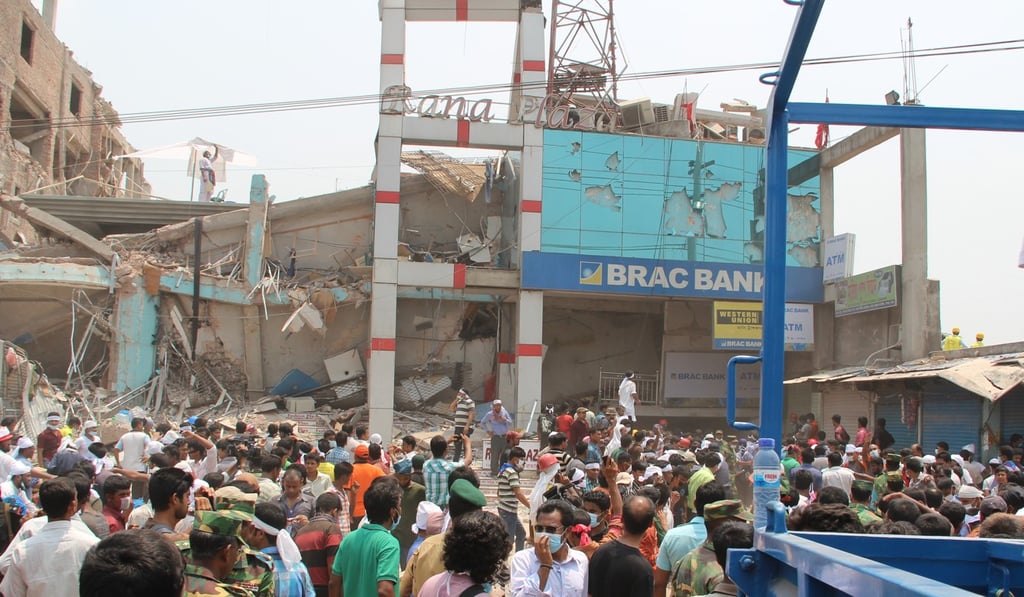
[243,175,269,287]
[110,276,159,392]
[515,290,544,430]
[513,9,547,430]
[367,1,406,439]
[814,167,835,370]
[899,128,932,360]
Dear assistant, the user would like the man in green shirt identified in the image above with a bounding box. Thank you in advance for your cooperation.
[392,459,425,568]
[687,452,720,512]
[330,476,402,597]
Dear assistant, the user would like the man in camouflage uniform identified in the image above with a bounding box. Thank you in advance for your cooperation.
[669,499,753,597]
[184,510,257,597]
[181,486,275,597]
[849,479,882,526]
[873,454,903,504]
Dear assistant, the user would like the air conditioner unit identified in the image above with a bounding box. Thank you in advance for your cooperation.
[653,103,672,123]
[619,98,655,129]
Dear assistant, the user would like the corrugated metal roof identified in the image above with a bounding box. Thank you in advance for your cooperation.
[783,366,865,385]
[844,352,1024,402]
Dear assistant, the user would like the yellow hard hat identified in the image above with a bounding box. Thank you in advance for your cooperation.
[952,327,960,334]
[977,333,984,340]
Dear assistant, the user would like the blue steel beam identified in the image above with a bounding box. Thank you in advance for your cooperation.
[757,0,824,449]
[789,102,1024,131]
[764,0,825,124]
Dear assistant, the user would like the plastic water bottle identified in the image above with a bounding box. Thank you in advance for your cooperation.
[753,438,781,530]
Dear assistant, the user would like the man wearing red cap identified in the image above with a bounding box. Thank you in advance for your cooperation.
[350,444,384,528]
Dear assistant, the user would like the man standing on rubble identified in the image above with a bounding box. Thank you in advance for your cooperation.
[37,413,64,468]
[480,399,513,476]
[448,388,476,463]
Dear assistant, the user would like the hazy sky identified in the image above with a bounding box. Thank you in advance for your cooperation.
[43,1,1024,348]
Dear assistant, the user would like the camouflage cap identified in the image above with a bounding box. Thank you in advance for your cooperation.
[193,509,251,537]
[851,479,874,492]
[214,486,257,516]
[885,453,902,464]
[703,499,753,522]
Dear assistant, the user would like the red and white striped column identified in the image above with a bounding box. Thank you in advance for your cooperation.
[368,0,407,439]
[514,9,547,429]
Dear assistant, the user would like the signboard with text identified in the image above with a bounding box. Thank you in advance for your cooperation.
[663,352,760,400]
[484,439,540,472]
[823,233,856,282]
[835,265,899,317]
[522,252,824,303]
[712,302,814,351]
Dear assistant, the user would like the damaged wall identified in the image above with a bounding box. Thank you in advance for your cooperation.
[542,299,664,404]
[394,298,498,405]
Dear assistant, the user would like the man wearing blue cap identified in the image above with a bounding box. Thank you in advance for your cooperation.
[392,459,425,568]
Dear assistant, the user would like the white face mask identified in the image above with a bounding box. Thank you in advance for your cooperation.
[120,497,132,511]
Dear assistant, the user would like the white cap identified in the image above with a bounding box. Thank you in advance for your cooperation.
[411,502,442,534]
[83,420,98,429]
[845,445,857,454]
[962,444,976,454]
[9,461,31,476]
[16,437,33,450]
[642,465,662,481]
[958,485,983,499]
[46,414,61,423]
[369,433,383,446]
[922,455,936,465]
[493,399,502,405]
[585,462,602,471]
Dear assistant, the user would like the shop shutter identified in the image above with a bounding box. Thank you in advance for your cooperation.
[921,391,982,455]
[1000,390,1024,443]
[874,396,918,450]
[822,388,872,442]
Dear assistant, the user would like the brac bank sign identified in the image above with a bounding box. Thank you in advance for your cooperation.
[522,253,825,303]
[380,85,616,131]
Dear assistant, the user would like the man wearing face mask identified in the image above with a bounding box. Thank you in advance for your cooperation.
[37,412,64,468]
[496,446,531,551]
[74,421,101,458]
[101,474,133,534]
[329,476,402,597]
[509,498,589,596]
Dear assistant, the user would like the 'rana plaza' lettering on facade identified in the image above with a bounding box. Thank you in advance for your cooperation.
[380,85,616,131]
[604,263,763,293]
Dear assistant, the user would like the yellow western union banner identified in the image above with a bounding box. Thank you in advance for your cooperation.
[713,302,815,351]
[713,301,763,349]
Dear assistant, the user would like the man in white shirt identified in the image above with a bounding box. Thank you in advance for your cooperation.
[113,418,151,473]
[75,421,102,458]
[0,477,99,597]
[618,372,638,422]
[821,452,855,496]
[198,147,218,202]
[509,499,588,597]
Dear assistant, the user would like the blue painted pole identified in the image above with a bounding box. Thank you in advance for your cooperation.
[761,109,789,448]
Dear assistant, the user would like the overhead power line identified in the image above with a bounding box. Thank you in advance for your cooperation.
[11,38,1024,132]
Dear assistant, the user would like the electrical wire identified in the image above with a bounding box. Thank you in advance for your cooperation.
[11,38,1024,132]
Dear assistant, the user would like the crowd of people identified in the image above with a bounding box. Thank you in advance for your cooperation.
[0,404,1020,596]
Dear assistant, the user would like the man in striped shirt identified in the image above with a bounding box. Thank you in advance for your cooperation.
[449,389,476,462]
[423,435,473,508]
[496,446,530,550]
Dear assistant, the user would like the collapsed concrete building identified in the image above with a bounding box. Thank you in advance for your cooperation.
[5,1,1021,461]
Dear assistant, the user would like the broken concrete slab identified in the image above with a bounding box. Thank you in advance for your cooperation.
[0,195,115,262]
